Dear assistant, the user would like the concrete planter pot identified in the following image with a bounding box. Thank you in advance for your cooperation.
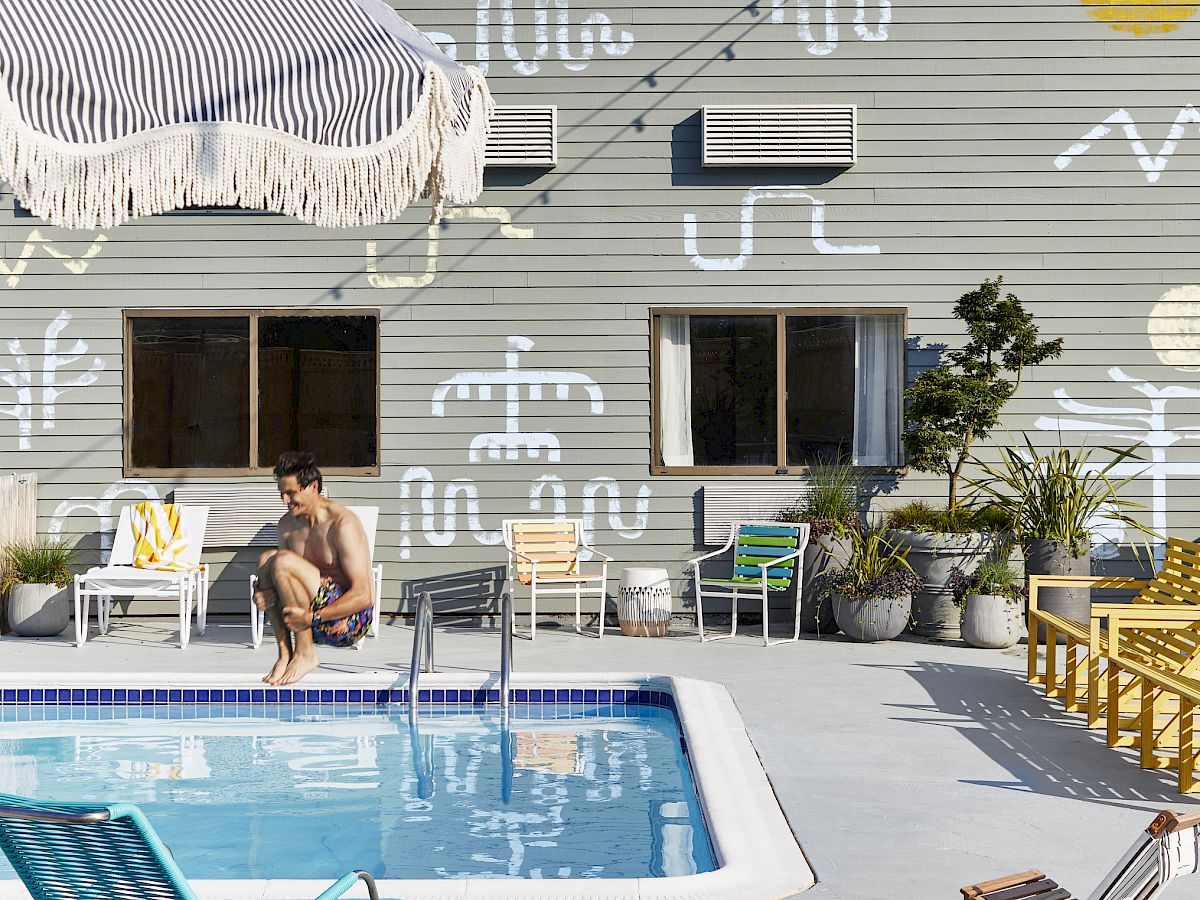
[1025,539,1090,644]
[832,592,911,642]
[8,583,70,637]
[961,593,1023,649]
[894,531,1001,641]
[800,534,851,634]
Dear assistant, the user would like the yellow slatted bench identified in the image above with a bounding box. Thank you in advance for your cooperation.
[1027,538,1200,729]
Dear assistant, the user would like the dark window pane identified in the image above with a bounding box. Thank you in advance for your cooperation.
[690,316,777,466]
[130,317,250,468]
[258,316,377,469]
[785,316,855,467]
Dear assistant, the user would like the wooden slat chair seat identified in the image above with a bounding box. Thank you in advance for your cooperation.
[690,521,810,647]
[502,519,612,640]
[960,871,1073,900]
[960,810,1200,899]
[1028,539,1200,729]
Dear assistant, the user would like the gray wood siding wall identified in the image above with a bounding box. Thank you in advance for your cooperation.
[3,0,1199,615]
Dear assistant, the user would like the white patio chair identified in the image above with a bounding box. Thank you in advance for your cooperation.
[73,505,210,649]
[960,809,1200,900]
[502,518,612,640]
[690,521,810,647]
[249,506,384,651]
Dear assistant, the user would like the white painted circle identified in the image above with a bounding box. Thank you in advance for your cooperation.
[1148,284,1200,371]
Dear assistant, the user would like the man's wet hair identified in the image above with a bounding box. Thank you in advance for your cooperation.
[274,451,322,493]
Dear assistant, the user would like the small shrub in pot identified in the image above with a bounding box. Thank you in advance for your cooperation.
[828,527,924,642]
[948,556,1027,649]
[2,539,76,637]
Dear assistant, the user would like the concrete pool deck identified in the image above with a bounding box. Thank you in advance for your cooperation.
[3,617,1200,900]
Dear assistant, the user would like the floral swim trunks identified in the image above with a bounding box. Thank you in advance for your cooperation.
[310,578,373,648]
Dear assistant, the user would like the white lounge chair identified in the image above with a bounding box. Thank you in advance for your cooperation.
[249,505,384,651]
[502,518,612,640]
[73,505,210,649]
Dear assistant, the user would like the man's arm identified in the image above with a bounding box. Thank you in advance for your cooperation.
[310,514,374,621]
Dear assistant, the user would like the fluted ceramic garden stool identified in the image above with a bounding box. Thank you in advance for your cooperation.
[617,567,672,637]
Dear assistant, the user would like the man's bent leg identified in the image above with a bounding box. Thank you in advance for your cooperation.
[261,551,320,684]
[271,552,324,685]
[257,551,294,685]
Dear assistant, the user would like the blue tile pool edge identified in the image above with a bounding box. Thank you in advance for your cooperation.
[0,685,678,709]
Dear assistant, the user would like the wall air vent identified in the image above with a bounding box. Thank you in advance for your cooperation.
[485,105,557,167]
[701,104,857,167]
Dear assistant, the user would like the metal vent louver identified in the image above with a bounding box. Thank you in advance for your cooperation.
[485,105,557,167]
[701,104,857,167]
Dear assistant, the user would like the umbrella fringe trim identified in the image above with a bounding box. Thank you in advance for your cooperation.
[0,65,493,229]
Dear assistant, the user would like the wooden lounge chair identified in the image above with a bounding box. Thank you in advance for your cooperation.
[73,504,210,649]
[960,810,1200,899]
[502,518,611,640]
[690,521,810,646]
[0,791,379,900]
[1027,538,1200,729]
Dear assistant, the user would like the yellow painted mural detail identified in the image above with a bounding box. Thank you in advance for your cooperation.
[1082,0,1198,35]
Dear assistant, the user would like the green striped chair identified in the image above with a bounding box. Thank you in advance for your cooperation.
[0,792,379,900]
[690,521,810,646]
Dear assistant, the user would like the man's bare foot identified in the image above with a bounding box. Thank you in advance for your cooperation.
[263,655,290,685]
[278,652,320,685]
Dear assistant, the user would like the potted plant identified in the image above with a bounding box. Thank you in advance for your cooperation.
[970,436,1156,639]
[948,556,1027,649]
[897,276,1063,639]
[2,539,76,637]
[828,527,924,642]
[778,461,862,634]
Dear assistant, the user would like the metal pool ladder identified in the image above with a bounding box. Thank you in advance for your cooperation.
[500,591,513,714]
[408,592,434,718]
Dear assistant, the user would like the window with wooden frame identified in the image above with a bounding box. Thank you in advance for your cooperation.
[651,308,906,474]
[124,309,379,476]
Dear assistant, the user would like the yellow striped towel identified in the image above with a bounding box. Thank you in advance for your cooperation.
[130,502,195,571]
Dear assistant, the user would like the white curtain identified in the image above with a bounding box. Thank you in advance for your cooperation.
[853,315,902,466]
[659,315,694,466]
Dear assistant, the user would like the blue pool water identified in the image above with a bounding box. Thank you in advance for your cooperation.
[0,702,714,880]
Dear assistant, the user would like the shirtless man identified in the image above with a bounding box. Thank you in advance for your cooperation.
[254,451,374,685]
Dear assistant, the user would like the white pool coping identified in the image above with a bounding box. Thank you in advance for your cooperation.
[0,670,815,900]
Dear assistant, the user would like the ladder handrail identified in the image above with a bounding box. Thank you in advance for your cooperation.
[408,592,434,718]
[500,591,513,713]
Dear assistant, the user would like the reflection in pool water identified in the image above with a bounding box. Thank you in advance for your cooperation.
[0,703,714,881]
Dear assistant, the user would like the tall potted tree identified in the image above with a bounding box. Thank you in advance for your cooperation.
[971,436,1156,639]
[897,276,1063,639]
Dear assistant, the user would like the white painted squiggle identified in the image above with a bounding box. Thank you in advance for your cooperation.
[771,0,889,54]
[1054,105,1200,184]
[399,468,503,559]
[0,311,105,449]
[581,477,652,562]
[366,205,533,289]
[529,475,568,518]
[0,229,107,288]
[682,186,880,271]
[474,0,633,76]
[854,0,891,40]
[48,479,159,563]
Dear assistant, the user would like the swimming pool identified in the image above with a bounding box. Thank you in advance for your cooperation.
[0,673,813,898]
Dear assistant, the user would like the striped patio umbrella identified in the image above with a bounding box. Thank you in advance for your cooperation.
[0,0,493,228]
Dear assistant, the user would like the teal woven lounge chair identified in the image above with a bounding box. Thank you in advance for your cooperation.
[0,792,379,900]
[690,520,811,647]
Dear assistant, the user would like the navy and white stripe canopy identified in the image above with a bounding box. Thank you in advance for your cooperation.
[0,0,492,228]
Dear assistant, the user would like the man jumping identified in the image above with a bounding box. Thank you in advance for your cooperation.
[254,451,374,685]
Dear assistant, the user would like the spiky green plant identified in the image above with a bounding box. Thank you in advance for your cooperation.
[829,527,923,600]
[1,539,77,590]
[968,435,1158,557]
[778,461,862,538]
